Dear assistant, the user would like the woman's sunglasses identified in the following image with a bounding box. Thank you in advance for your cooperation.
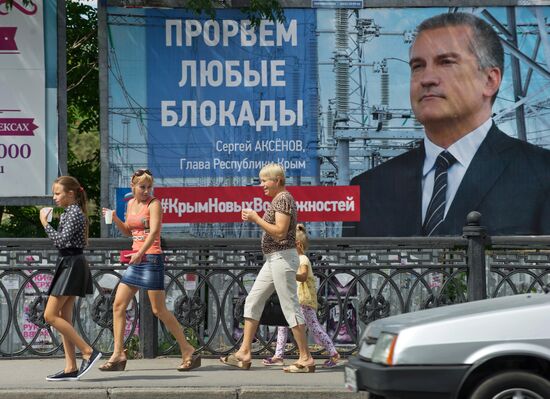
[133,169,152,178]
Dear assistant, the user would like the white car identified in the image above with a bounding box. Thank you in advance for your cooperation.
[345,293,550,399]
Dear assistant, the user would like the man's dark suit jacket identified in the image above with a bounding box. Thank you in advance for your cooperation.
[343,124,550,236]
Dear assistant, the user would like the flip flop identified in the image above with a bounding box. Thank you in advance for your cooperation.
[283,363,316,373]
[262,357,285,367]
[177,355,201,372]
[219,354,252,370]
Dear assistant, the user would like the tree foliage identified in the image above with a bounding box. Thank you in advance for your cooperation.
[184,0,285,25]
[66,0,99,134]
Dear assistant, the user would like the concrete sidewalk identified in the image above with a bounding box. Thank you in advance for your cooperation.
[0,357,368,399]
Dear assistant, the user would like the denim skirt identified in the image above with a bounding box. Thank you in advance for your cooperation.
[120,254,164,290]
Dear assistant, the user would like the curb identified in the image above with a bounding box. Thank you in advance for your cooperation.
[0,387,369,399]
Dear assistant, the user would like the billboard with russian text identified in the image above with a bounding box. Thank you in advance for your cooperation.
[145,9,317,178]
[107,6,550,237]
[155,186,359,223]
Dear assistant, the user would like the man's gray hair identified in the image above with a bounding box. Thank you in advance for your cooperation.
[416,12,504,73]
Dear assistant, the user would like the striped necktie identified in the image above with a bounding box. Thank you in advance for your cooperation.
[422,151,457,236]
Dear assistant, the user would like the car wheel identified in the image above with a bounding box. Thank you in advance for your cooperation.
[470,371,550,399]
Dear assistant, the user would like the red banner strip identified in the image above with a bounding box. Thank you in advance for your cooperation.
[156,186,360,224]
[0,118,38,136]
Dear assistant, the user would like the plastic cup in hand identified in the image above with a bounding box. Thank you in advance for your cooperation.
[242,208,252,221]
[104,209,113,224]
[43,207,53,223]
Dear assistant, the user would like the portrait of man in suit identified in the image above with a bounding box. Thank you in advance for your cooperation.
[344,12,550,237]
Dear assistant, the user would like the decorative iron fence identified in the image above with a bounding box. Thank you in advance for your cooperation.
[1,222,550,359]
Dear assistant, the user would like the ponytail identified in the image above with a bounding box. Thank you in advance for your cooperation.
[53,176,89,243]
[295,223,309,251]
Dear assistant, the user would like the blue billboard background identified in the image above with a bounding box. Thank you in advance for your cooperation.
[145,9,318,178]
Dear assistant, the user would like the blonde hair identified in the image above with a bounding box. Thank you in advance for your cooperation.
[53,176,89,242]
[259,163,286,186]
[131,169,154,195]
[296,224,309,251]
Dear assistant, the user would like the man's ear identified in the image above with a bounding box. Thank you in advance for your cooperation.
[484,66,502,99]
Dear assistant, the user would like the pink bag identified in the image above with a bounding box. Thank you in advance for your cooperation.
[119,250,139,263]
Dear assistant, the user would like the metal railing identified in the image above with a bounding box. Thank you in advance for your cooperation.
[1,214,550,358]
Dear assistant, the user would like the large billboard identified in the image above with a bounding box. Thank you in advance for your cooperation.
[145,9,318,178]
[106,6,550,237]
[0,0,62,202]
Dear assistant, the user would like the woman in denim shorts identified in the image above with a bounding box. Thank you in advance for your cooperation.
[99,169,200,372]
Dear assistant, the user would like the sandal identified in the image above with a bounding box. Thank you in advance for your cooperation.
[177,355,201,372]
[262,357,285,366]
[283,363,316,373]
[99,358,127,372]
[219,354,252,370]
[99,350,127,372]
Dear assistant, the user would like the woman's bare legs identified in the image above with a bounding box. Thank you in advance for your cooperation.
[148,290,195,363]
[233,317,260,362]
[104,283,138,364]
[44,296,94,365]
[233,319,313,366]
[60,297,77,372]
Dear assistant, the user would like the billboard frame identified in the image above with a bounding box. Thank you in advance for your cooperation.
[107,0,531,8]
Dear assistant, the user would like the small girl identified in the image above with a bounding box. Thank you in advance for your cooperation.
[264,224,343,368]
[40,176,102,381]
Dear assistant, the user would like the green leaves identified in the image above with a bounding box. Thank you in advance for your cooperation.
[66,0,99,135]
[184,0,285,26]
[239,0,286,26]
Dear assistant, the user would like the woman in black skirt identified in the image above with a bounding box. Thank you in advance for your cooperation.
[40,176,102,381]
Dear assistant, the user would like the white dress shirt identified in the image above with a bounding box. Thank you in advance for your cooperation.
[421,118,492,223]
